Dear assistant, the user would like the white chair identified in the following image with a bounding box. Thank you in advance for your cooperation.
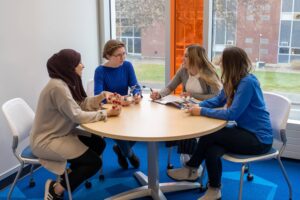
[86,79,94,97]
[2,98,72,200]
[222,92,293,200]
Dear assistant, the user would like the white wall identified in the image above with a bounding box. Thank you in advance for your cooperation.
[0,0,100,179]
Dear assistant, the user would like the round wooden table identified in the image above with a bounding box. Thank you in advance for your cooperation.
[81,95,226,200]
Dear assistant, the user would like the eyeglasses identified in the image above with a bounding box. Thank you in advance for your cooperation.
[113,52,127,58]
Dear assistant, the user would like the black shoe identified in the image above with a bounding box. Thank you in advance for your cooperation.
[128,153,140,168]
[113,145,128,169]
[44,179,64,200]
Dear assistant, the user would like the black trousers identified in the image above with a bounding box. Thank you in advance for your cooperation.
[165,138,197,155]
[186,126,272,188]
[60,134,106,191]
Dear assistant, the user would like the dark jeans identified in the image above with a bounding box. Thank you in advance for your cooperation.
[60,134,106,191]
[114,139,136,157]
[186,126,272,188]
[165,138,197,155]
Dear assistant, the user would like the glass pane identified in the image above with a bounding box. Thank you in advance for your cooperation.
[278,54,289,63]
[113,0,166,89]
[279,47,290,54]
[127,38,133,53]
[292,48,300,54]
[294,0,300,12]
[212,0,300,120]
[282,0,293,12]
[280,21,291,46]
[121,27,134,37]
[134,38,141,53]
[291,21,300,46]
[215,20,225,44]
[134,27,141,37]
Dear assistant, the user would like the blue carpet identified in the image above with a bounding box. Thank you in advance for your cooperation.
[1,139,299,200]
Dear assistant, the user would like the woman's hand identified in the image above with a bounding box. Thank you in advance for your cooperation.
[120,95,132,106]
[188,105,202,116]
[133,94,142,104]
[106,92,121,104]
[150,91,161,100]
[107,104,122,117]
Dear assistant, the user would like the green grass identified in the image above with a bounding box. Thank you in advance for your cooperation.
[254,71,300,93]
[133,63,300,93]
[134,63,165,83]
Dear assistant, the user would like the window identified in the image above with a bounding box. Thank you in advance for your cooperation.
[260,38,269,45]
[295,0,300,12]
[212,0,237,57]
[111,0,166,89]
[282,0,293,12]
[245,37,253,44]
[212,0,300,121]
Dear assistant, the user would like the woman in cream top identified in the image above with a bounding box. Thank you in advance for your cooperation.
[30,49,121,199]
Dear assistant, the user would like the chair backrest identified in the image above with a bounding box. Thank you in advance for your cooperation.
[2,98,35,149]
[86,79,94,97]
[263,92,291,141]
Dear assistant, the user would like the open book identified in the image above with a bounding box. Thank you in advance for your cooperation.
[152,95,199,109]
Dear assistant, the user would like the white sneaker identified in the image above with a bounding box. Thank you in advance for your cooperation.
[167,166,199,181]
[180,154,191,165]
[198,186,221,200]
[180,154,204,177]
[198,164,203,176]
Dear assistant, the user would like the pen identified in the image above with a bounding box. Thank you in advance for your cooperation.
[150,88,153,93]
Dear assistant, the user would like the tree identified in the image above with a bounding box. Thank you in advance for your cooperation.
[115,0,166,28]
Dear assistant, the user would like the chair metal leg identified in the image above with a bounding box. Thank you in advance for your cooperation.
[245,163,254,181]
[167,147,174,169]
[7,162,24,200]
[99,155,104,180]
[238,164,246,200]
[64,170,73,200]
[277,157,293,200]
[199,163,207,193]
[29,164,35,187]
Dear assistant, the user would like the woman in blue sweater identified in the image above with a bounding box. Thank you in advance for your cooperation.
[168,46,273,200]
[94,39,141,169]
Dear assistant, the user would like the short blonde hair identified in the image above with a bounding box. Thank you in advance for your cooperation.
[102,39,125,59]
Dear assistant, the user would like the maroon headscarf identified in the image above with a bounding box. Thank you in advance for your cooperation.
[47,49,87,102]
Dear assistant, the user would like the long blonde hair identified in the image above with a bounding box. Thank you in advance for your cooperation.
[221,46,253,106]
[186,44,221,90]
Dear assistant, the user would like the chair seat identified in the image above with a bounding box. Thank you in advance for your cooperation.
[20,145,40,164]
[223,148,278,163]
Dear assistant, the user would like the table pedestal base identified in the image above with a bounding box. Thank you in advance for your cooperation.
[104,142,200,200]
[104,171,200,200]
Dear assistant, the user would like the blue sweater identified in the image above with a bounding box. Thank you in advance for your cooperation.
[94,61,141,96]
[200,74,273,144]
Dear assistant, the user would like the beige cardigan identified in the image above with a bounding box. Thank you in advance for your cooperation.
[30,79,107,175]
[159,67,221,100]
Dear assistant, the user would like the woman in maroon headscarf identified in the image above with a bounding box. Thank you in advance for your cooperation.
[30,49,121,200]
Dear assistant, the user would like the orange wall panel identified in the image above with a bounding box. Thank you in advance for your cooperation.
[170,0,204,94]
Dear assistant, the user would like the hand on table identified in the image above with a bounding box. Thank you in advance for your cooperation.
[106,92,122,104]
[187,105,202,116]
[133,94,142,104]
[150,91,161,100]
[107,100,122,117]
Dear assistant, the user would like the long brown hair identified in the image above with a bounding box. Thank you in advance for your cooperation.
[186,44,222,90]
[221,46,253,106]
[47,49,87,102]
